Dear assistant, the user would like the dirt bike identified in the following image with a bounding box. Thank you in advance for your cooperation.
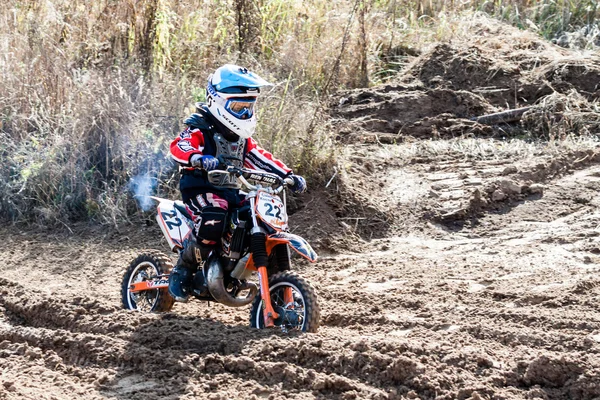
[121,163,320,332]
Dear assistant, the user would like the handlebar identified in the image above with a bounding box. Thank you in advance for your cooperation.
[207,166,292,194]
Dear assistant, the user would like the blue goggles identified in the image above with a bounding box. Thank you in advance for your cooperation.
[225,98,256,120]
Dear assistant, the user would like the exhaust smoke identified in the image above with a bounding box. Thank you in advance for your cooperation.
[129,174,158,212]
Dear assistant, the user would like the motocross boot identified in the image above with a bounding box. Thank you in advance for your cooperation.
[168,239,202,302]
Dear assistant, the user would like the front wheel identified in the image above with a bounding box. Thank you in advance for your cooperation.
[249,272,320,333]
[121,251,175,312]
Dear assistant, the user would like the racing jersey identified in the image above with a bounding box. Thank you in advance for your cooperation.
[170,108,292,192]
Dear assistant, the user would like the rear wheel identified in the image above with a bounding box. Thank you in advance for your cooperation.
[121,251,175,312]
[249,272,320,333]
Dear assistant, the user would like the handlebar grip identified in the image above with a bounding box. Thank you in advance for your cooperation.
[284,177,295,186]
[215,155,227,170]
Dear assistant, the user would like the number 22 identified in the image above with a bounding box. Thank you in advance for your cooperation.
[161,210,182,230]
[264,203,281,219]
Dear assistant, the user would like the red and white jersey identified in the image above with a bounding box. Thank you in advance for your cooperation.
[170,127,205,165]
[243,137,291,178]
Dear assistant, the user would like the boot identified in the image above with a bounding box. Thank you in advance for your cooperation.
[168,262,193,302]
[168,239,201,302]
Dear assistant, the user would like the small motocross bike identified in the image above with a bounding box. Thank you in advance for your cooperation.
[121,164,320,332]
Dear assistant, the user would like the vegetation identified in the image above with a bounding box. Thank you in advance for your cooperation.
[1,0,598,226]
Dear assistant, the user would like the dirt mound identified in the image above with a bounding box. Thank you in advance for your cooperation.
[539,60,600,99]
[403,43,536,107]
[400,19,599,106]
[334,84,493,136]
[523,355,584,387]
[331,16,600,141]
[327,17,600,239]
[403,44,600,108]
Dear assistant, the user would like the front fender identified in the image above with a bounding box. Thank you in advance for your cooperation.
[267,232,318,263]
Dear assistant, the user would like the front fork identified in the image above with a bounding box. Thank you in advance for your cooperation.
[257,266,278,327]
[257,267,294,327]
[249,195,279,327]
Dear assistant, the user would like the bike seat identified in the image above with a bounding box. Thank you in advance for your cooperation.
[174,201,193,220]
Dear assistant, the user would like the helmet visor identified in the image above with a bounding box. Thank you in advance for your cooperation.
[225,98,256,120]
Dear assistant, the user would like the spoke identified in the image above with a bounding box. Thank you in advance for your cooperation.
[131,264,160,311]
[272,290,284,307]
[265,285,308,331]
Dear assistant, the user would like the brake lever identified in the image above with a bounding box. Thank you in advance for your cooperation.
[227,166,244,177]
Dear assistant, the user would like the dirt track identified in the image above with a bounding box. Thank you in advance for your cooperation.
[2,138,600,399]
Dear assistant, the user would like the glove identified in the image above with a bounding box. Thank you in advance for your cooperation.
[288,174,307,193]
[190,154,219,171]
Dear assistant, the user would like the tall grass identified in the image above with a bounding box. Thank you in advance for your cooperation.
[0,0,598,225]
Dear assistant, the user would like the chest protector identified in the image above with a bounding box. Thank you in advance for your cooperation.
[184,108,246,189]
[207,132,246,189]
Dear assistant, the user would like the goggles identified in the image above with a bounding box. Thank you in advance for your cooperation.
[225,98,256,120]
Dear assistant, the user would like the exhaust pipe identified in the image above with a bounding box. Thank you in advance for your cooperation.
[206,256,257,307]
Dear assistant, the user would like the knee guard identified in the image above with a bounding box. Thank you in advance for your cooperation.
[195,207,227,244]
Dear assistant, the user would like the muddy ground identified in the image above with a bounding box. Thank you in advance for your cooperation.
[2,138,600,400]
[2,16,600,400]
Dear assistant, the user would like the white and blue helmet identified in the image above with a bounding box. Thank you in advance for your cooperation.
[206,64,272,139]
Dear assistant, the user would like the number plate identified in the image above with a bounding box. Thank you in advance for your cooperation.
[156,202,192,250]
[255,192,288,231]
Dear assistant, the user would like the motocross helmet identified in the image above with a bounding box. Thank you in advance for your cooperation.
[206,64,272,139]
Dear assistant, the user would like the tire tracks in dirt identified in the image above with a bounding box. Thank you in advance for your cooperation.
[3,143,600,398]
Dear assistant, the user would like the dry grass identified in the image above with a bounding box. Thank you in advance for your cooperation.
[522,90,600,139]
[1,0,599,225]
